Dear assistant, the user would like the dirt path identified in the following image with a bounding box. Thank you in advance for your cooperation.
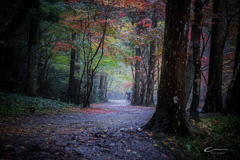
[0,100,173,160]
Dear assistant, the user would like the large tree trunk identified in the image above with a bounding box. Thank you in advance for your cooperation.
[225,66,240,115]
[225,5,240,115]
[26,0,40,97]
[68,32,76,104]
[184,12,193,108]
[189,0,204,121]
[202,0,225,113]
[141,0,191,136]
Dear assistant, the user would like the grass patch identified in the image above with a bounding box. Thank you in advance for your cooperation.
[0,92,81,115]
[155,115,240,159]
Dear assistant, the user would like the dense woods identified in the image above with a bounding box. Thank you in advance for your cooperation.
[0,0,240,158]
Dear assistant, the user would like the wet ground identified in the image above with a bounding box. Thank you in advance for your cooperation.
[0,100,173,160]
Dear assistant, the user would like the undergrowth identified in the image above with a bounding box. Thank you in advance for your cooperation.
[0,92,81,115]
[155,115,240,159]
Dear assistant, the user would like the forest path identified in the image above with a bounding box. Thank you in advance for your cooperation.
[0,100,173,160]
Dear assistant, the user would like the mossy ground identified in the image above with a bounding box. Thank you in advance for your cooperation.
[155,114,240,159]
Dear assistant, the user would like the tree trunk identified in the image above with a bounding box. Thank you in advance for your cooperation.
[74,50,81,105]
[184,53,194,107]
[26,0,40,97]
[145,7,157,107]
[83,69,90,108]
[190,0,203,121]
[225,66,240,115]
[82,20,106,108]
[68,32,76,104]
[86,72,94,107]
[141,0,191,136]
[140,73,146,105]
[225,5,240,115]
[99,74,108,102]
[132,47,141,105]
[202,0,225,113]
[132,11,145,105]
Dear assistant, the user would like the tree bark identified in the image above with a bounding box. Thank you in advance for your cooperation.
[26,0,40,97]
[74,50,81,105]
[68,32,76,104]
[202,0,225,113]
[132,48,141,105]
[184,53,194,107]
[190,0,204,121]
[140,73,146,105]
[145,7,157,107]
[225,4,240,115]
[141,0,191,136]
[132,11,145,105]
[225,65,240,115]
[99,73,108,102]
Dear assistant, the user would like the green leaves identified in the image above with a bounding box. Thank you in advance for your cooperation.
[0,92,75,115]
[153,115,240,159]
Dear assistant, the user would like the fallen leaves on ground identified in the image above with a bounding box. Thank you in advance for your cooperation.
[0,101,172,160]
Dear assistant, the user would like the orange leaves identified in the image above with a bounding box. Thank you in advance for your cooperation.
[136,56,142,61]
[162,141,167,145]
[122,81,134,89]
[53,41,77,52]
[119,13,126,18]
[58,4,117,52]
[48,31,56,34]
[60,13,70,18]
[77,108,115,114]
[55,106,115,114]
[138,18,151,28]
[128,56,142,63]
[118,0,149,11]
[148,132,153,136]
[59,8,109,34]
